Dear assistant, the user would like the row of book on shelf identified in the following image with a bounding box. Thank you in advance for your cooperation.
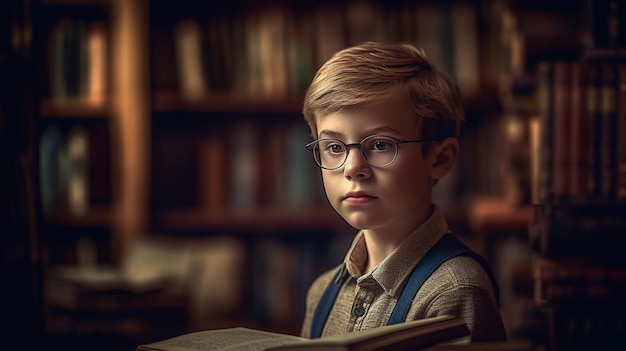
[39,125,112,216]
[527,56,626,256]
[47,18,108,106]
[526,37,626,348]
[530,58,626,206]
[161,1,482,102]
[153,120,325,213]
[533,256,626,304]
[530,252,626,351]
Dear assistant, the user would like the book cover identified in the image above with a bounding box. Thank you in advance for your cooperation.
[136,315,469,351]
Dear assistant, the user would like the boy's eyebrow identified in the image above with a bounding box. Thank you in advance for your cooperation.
[318,127,404,139]
[318,130,343,138]
[367,126,404,135]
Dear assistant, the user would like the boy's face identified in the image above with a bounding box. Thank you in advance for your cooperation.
[315,96,442,234]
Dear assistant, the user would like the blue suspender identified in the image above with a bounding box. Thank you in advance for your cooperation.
[310,234,499,338]
[310,268,344,339]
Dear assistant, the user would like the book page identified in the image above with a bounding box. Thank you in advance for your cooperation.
[138,328,307,351]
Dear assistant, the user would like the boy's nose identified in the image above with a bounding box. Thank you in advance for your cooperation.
[343,149,371,179]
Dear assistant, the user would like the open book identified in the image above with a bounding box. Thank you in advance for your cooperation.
[136,315,468,351]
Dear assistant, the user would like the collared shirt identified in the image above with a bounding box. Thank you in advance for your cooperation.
[300,205,506,343]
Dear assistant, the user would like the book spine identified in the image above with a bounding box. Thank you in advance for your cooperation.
[229,121,260,212]
[569,62,589,202]
[86,21,107,107]
[39,126,63,213]
[260,122,287,208]
[451,1,480,99]
[66,127,89,216]
[551,62,572,202]
[617,63,626,201]
[174,19,207,100]
[586,62,602,200]
[535,61,554,204]
[49,19,72,102]
[198,134,227,210]
[599,61,619,202]
[285,12,315,95]
[286,123,316,208]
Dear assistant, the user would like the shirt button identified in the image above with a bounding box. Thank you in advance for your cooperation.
[354,306,365,317]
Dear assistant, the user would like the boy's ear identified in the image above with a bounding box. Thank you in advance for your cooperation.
[429,137,460,180]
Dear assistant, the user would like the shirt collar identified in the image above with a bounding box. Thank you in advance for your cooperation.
[341,205,449,296]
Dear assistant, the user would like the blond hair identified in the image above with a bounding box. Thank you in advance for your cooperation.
[302,42,464,142]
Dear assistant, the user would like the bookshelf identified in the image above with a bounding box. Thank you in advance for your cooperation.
[146,0,504,335]
[35,0,116,264]
[497,0,626,350]
[28,0,583,348]
[2,0,45,350]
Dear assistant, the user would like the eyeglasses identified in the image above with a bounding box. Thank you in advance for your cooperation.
[305,135,438,170]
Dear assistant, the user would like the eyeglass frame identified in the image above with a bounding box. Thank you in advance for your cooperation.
[305,134,441,170]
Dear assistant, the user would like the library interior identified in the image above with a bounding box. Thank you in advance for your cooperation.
[2,0,625,350]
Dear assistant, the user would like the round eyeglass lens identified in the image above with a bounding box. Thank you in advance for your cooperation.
[360,135,398,167]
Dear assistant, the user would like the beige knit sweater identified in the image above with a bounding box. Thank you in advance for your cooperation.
[300,206,506,343]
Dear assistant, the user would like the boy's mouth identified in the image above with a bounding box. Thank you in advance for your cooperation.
[342,191,376,202]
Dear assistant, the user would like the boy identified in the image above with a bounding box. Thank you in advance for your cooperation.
[299,42,506,343]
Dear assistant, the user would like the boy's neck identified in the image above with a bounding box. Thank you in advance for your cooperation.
[362,204,433,273]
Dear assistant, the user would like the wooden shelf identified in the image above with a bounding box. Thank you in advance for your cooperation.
[40,99,111,119]
[151,90,303,114]
[154,207,352,233]
[43,205,112,227]
[467,197,534,235]
[42,0,109,6]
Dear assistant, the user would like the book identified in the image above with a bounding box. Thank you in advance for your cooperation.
[585,62,603,199]
[198,133,228,210]
[66,126,89,216]
[85,20,107,107]
[229,121,261,212]
[617,62,626,201]
[450,1,480,99]
[550,61,572,201]
[39,125,63,213]
[534,61,554,204]
[568,62,589,202]
[174,19,207,101]
[136,315,469,351]
[599,61,618,201]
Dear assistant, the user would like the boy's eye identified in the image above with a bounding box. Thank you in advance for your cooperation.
[370,139,393,152]
[324,142,345,154]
